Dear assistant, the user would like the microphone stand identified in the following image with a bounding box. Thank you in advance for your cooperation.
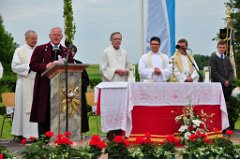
[185,49,204,82]
[65,46,71,132]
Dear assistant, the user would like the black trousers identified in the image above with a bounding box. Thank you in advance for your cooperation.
[38,102,50,137]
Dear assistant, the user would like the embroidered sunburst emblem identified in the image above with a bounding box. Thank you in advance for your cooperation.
[61,80,81,117]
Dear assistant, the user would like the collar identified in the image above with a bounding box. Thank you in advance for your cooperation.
[216,52,225,59]
[50,42,60,48]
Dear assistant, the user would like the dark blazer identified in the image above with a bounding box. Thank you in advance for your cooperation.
[209,53,234,100]
[74,59,89,133]
[29,42,74,123]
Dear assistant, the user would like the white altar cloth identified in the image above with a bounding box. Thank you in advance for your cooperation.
[95,82,229,136]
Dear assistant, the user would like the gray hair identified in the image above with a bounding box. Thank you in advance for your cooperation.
[25,30,37,39]
[50,27,62,34]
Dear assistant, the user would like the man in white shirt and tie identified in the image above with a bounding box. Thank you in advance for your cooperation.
[138,36,171,82]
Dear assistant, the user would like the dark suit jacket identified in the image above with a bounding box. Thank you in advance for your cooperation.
[29,42,74,123]
[209,53,234,100]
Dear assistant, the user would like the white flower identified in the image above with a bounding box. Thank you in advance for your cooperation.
[178,125,188,133]
[184,132,191,140]
[192,119,202,127]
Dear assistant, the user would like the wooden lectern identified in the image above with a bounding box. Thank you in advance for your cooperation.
[42,63,89,141]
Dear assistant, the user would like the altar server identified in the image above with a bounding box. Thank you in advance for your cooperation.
[138,36,171,82]
[11,30,38,139]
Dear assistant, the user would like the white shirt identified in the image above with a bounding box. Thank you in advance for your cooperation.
[138,51,171,82]
[100,46,132,82]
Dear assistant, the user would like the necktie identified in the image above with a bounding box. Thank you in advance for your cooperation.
[221,54,224,59]
[53,45,59,61]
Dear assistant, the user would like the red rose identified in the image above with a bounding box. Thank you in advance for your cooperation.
[123,138,130,147]
[113,135,123,143]
[189,134,198,141]
[213,127,220,132]
[166,135,174,143]
[64,131,71,137]
[145,132,151,138]
[0,154,3,159]
[225,130,234,136]
[29,136,35,141]
[45,131,54,138]
[57,134,63,139]
[135,136,143,144]
[189,125,194,131]
[21,138,27,145]
[199,123,205,129]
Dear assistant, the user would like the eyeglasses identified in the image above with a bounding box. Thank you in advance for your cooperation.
[151,43,160,46]
[112,38,122,41]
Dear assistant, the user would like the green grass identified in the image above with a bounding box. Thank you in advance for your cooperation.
[0,115,13,139]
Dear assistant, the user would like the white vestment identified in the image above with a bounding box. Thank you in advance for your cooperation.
[100,46,132,82]
[172,54,199,82]
[0,62,3,79]
[11,44,38,138]
[138,51,171,82]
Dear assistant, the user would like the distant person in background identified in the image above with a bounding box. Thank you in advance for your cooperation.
[138,36,171,82]
[100,32,132,139]
[0,62,3,79]
[209,39,234,102]
[11,30,38,140]
[29,27,74,136]
[70,44,89,133]
[172,39,199,82]
[100,32,132,82]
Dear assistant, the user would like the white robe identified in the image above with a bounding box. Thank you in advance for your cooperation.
[0,62,3,79]
[172,54,199,82]
[100,46,132,82]
[138,51,171,82]
[11,44,38,138]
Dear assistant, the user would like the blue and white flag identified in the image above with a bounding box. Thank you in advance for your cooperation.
[146,0,175,56]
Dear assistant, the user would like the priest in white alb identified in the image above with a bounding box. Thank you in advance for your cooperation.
[100,32,132,82]
[172,39,199,82]
[138,36,171,82]
[100,32,132,139]
[11,30,38,139]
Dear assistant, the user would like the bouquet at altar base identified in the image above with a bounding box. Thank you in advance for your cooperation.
[105,135,130,159]
[175,104,215,142]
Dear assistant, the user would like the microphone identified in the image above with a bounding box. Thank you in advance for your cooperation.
[64,40,73,64]
[52,45,60,61]
[176,45,191,51]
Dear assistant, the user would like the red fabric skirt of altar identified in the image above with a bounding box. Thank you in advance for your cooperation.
[131,105,221,135]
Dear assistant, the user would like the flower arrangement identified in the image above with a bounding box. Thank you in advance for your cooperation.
[104,135,130,159]
[0,144,18,159]
[175,104,214,142]
[128,133,179,159]
[20,131,106,159]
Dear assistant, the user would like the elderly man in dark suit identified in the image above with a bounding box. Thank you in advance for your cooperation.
[29,27,74,136]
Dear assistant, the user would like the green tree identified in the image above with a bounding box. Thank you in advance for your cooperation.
[193,54,210,70]
[0,15,18,74]
[0,15,18,93]
[229,0,240,78]
[63,0,76,44]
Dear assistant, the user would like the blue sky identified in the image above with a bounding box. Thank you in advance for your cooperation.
[0,0,228,64]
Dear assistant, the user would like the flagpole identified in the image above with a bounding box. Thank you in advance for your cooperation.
[140,0,145,55]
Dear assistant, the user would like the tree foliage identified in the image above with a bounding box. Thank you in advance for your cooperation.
[193,54,210,70]
[0,15,18,74]
[63,0,76,44]
[229,0,240,78]
[0,15,18,94]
